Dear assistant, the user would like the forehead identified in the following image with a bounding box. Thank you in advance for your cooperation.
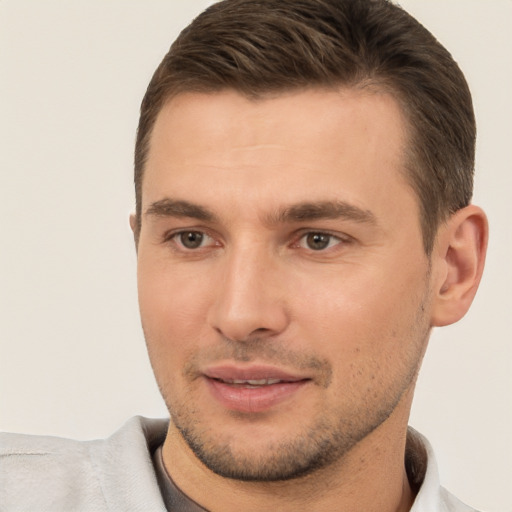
[143,88,416,221]
[150,87,407,156]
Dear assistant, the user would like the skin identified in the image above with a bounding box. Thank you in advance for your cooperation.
[132,89,487,511]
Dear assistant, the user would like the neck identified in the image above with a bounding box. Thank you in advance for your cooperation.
[162,390,416,512]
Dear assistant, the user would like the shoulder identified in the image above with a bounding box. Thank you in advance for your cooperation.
[0,416,169,512]
[408,427,481,512]
[438,487,481,512]
[1,430,102,511]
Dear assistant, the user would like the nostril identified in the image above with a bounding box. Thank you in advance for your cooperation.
[253,327,272,335]
[215,326,274,344]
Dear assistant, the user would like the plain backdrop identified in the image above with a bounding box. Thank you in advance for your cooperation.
[0,1,511,511]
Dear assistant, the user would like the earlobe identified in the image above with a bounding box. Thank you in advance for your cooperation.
[430,205,488,327]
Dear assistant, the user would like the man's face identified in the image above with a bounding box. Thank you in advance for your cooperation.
[136,89,433,480]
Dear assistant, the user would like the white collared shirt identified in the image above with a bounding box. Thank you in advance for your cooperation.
[0,417,480,511]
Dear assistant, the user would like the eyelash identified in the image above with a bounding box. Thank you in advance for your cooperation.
[163,230,218,251]
[163,229,351,253]
[294,231,348,251]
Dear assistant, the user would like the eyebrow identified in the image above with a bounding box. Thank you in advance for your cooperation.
[267,201,377,226]
[145,198,376,226]
[145,199,216,222]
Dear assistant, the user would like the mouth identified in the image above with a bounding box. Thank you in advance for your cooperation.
[203,365,311,413]
[212,377,292,388]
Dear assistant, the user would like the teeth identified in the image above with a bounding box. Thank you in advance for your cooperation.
[224,378,282,386]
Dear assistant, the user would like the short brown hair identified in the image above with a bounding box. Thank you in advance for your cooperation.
[134,0,475,254]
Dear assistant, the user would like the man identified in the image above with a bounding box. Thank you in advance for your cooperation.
[0,0,489,511]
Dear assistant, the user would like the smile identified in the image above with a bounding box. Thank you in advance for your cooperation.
[214,378,288,388]
[202,366,311,413]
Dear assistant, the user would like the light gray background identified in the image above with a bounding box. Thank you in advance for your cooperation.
[0,1,510,511]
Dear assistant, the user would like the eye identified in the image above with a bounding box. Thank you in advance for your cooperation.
[171,230,214,250]
[180,231,204,249]
[298,232,342,251]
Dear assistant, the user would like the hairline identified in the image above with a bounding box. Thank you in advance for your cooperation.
[134,81,436,253]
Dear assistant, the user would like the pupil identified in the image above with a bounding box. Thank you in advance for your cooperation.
[181,231,203,249]
[307,233,330,250]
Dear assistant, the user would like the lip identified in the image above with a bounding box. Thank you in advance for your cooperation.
[204,364,307,382]
[203,364,311,413]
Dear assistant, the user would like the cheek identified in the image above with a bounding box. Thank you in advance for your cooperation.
[137,262,217,386]
[293,283,428,410]
[137,272,202,397]
[291,263,429,364]
[138,257,212,328]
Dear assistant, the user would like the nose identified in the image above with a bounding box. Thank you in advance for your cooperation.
[207,242,289,342]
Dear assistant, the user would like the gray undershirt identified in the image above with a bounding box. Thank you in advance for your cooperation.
[152,445,208,511]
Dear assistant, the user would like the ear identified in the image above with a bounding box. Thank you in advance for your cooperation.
[430,205,488,327]
[129,213,140,249]
[129,213,137,233]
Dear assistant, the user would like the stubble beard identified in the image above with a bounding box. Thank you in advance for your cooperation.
[161,334,429,482]
[170,397,405,482]
[150,279,432,483]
